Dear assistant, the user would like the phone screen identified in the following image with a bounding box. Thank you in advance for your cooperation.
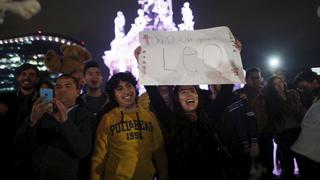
[40,88,53,103]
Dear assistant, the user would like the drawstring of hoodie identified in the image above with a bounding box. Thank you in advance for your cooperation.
[136,112,144,139]
[120,110,144,139]
[120,111,124,122]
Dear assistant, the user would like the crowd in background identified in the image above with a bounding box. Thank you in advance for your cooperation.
[0,47,320,180]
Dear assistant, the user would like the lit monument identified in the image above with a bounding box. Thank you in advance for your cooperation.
[178,2,194,31]
[103,0,194,82]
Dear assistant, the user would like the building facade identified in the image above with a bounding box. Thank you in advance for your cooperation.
[0,32,84,92]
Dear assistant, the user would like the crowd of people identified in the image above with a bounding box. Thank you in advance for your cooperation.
[0,46,320,180]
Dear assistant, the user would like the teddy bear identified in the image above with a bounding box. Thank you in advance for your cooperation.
[44,44,91,74]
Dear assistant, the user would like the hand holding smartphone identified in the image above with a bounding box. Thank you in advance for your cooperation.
[30,88,54,126]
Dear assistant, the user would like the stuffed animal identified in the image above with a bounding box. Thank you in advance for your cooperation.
[44,44,91,74]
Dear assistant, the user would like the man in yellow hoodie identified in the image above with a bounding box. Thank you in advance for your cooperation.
[91,71,168,180]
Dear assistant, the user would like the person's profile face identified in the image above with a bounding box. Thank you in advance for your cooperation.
[246,71,262,90]
[158,86,172,107]
[272,77,285,93]
[297,80,313,94]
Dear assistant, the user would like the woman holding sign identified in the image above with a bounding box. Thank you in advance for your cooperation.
[135,46,225,179]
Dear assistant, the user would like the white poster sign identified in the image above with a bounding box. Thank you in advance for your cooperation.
[291,101,320,163]
[138,26,245,85]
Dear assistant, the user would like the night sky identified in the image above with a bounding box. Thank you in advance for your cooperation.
[1,0,320,77]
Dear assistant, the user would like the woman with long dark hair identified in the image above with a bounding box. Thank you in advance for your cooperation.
[266,76,305,180]
[134,45,226,179]
[145,84,224,179]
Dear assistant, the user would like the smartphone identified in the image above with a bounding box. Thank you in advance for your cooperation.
[40,88,53,103]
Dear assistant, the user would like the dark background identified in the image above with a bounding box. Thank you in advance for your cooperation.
[1,0,320,79]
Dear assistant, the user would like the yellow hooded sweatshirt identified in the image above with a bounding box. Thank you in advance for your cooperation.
[91,106,168,180]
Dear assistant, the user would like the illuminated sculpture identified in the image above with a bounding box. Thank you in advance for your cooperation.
[103,0,194,83]
[179,2,194,31]
[114,11,126,39]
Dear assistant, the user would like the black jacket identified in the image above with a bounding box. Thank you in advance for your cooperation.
[0,90,38,179]
[206,91,258,152]
[15,105,94,180]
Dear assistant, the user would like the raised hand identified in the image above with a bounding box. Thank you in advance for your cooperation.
[134,46,142,62]
[52,98,68,124]
[30,97,52,127]
[235,39,242,51]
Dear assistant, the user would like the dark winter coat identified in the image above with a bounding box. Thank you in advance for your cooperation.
[15,105,94,180]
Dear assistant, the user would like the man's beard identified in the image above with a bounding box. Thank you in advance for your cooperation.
[21,86,34,91]
[19,80,36,91]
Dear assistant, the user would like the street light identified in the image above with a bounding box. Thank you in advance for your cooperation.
[268,56,280,69]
